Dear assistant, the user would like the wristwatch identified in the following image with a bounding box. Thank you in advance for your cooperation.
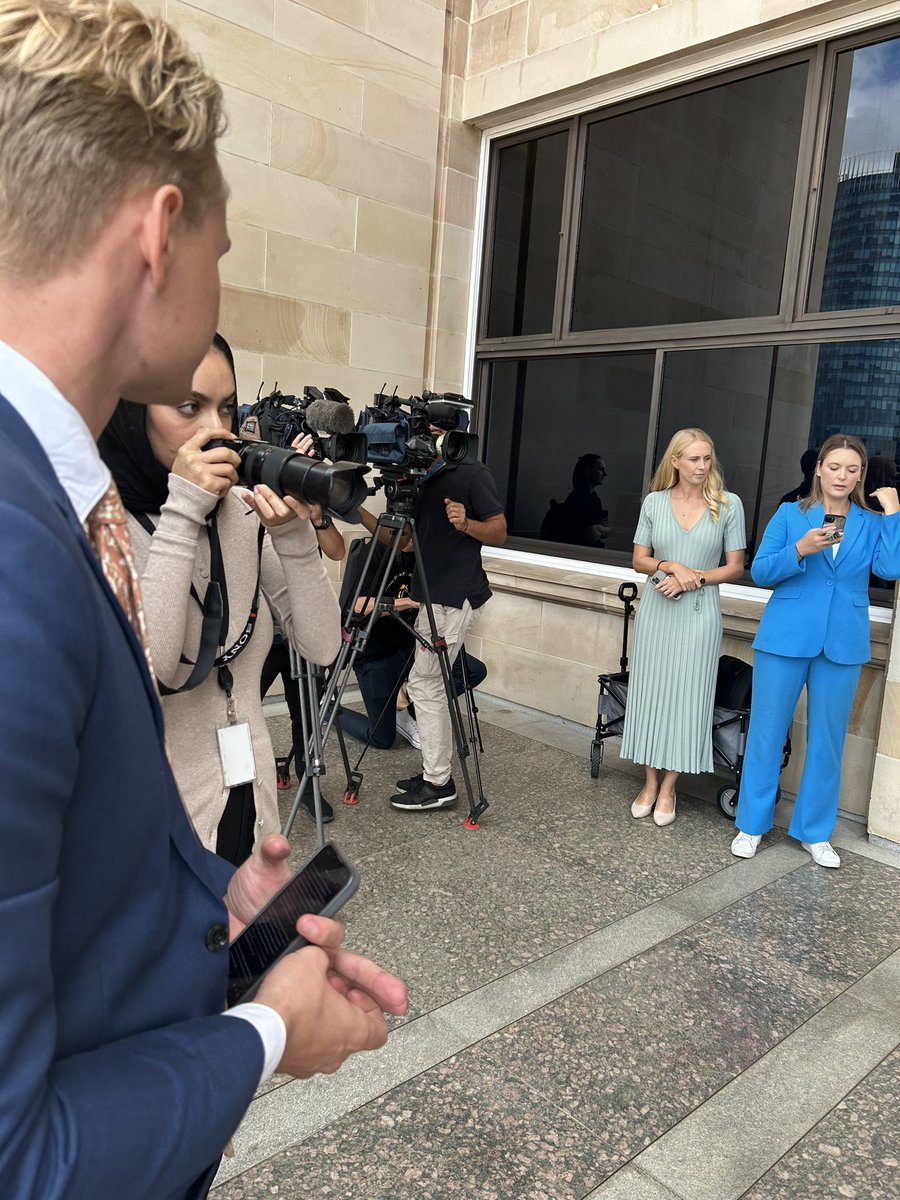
[698,575,706,587]
[312,515,332,530]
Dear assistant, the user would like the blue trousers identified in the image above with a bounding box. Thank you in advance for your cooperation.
[736,649,860,844]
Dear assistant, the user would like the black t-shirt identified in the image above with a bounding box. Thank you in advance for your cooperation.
[340,538,415,660]
[409,461,504,609]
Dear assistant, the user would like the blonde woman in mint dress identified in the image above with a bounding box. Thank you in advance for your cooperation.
[621,429,746,826]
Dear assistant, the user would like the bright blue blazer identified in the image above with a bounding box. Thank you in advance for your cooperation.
[751,500,900,665]
[0,395,263,1200]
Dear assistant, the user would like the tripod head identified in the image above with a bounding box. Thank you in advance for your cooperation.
[371,466,430,518]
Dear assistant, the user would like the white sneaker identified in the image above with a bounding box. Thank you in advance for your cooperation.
[731,831,762,859]
[801,841,841,868]
[395,709,421,750]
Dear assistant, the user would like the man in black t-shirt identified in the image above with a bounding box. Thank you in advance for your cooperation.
[337,539,487,752]
[357,438,506,810]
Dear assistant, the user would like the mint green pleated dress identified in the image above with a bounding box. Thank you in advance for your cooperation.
[620,490,746,774]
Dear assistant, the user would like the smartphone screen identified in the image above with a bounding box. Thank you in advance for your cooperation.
[227,841,358,1007]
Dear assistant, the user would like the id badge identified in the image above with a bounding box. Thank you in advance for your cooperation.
[217,722,257,788]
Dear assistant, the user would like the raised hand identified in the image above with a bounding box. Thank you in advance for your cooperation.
[171,427,240,497]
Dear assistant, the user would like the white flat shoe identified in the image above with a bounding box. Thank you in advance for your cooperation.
[653,793,676,827]
[630,790,656,819]
[731,831,761,859]
[801,841,841,868]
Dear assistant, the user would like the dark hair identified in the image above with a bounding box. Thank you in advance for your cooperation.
[98,333,239,512]
[212,332,237,395]
[572,454,604,491]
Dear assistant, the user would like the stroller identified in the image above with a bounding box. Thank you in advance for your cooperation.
[589,583,792,819]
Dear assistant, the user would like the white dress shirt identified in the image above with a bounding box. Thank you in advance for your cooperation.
[0,339,286,1084]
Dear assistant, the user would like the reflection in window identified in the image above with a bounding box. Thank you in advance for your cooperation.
[656,348,774,556]
[482,354,655,555]
[572,63,808,331]
[484,131,569,338]
[811,37,900,312]
[657,342,899,585]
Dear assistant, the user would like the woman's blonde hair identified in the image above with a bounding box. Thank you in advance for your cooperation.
[799,433,870,512]
[0,0,226,280]
[650,427,729,523]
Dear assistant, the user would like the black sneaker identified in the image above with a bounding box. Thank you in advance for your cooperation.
[394,772,424,794]
[390,777,456,811]
[301,788,334,824]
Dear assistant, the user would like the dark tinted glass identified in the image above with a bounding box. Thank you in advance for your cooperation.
[809,37,900,312]
[482,353,655,555]
[658,342,899,596]
[484,131,569,338]
[572,63,808,331]
[656,348,773,558]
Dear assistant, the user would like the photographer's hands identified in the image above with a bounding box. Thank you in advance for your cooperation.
[243,485,310,527]
[171,427,240,498]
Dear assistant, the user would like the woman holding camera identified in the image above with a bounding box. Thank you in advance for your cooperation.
[731,434,900,867]
[99,334,341,864]
[621,429,746,825]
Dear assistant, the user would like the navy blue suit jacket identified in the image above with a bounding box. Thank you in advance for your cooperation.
[751,500,900,665]
[0,395,263,1199]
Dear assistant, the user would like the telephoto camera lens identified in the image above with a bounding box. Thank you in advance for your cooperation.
[205,439,369,516]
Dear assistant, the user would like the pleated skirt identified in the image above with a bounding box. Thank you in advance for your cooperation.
[620,584,722,774]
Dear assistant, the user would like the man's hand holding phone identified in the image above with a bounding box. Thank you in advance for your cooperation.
[225,838,408,1079]
[254,915,409,1077]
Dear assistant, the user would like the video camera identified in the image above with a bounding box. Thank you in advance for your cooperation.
[356,390,478,472]
[240,384,368,465]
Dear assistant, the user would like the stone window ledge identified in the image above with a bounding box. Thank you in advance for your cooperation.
[483,552,893,664]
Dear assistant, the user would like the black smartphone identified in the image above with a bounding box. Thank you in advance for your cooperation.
[823,513,846,541]
[227,841,359,1007]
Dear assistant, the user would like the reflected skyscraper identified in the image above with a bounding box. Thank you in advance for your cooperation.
[811,152,900,459]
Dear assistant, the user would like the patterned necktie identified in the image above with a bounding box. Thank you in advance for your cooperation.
[85,481,157,684]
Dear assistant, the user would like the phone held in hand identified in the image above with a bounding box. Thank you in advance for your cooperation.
[823,513,846,541]
[227,841,359,1008]
[648,568,682,600]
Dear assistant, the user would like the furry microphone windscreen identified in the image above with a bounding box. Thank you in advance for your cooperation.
[304,397,356,434]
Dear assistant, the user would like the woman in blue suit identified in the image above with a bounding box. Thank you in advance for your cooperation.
[731,434,900,868]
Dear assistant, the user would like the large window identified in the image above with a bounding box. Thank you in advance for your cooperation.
[474,27,900,604]
[483,354,654,554]
[573,63,808,330]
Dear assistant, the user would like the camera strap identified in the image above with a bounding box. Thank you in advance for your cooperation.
[132,507,264,697]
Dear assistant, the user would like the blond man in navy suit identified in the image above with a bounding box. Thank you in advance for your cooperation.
[731,434,900,868]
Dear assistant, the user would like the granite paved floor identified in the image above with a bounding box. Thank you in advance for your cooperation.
[213,696,900,1200]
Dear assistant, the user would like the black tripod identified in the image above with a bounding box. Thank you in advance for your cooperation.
[280,647,354,844]
[299,507,489,834]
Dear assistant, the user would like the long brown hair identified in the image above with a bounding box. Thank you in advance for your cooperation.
[799,433,870,512]
[650,428,729,523]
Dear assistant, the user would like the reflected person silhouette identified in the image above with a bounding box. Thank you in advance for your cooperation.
[540,453,610,548]
[779,447,819,504]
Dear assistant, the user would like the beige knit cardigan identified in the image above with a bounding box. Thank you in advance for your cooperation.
[128,474,341,852]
